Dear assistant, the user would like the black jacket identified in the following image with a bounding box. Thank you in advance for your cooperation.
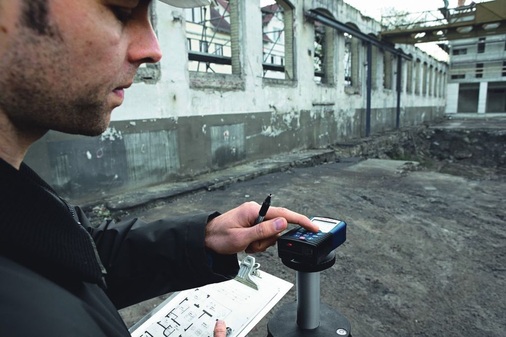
[0,159,239,336]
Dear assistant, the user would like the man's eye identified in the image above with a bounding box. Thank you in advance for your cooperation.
[111,7,134,23]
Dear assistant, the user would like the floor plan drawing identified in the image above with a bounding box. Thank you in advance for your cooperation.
[130,257,292,337]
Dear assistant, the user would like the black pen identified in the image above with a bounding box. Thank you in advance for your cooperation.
[255,194,271,224]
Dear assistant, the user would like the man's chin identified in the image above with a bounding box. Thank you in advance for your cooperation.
[58,120,111,137]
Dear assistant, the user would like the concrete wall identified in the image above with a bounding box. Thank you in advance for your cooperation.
[25,0,447,202]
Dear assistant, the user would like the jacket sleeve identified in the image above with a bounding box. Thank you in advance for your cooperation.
[85,211,239,309]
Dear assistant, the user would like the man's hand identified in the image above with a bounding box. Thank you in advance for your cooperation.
[214,320,227,337]
[205,201,318,255]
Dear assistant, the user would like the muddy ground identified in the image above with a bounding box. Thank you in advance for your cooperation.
[113,120,506,337]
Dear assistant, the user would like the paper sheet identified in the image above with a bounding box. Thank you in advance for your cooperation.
[130,265,292,337]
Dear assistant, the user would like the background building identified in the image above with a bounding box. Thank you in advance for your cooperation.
[375,0,506,114]
[446,33,506,113]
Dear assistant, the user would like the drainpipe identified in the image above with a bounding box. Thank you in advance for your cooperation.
[366,42,372,137]
[396,55,402,129]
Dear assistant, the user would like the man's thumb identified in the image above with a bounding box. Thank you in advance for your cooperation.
[214,320,227,337]
[251,217,287,240]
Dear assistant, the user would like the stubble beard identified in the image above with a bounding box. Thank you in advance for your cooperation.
[0,43,111,137]
[0,1,112,137]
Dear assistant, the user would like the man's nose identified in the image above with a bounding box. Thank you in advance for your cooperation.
[128,20,163,65]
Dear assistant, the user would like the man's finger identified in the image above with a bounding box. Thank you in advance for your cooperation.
[266,207,318,232]
[245,236,278,253]
[240,218,286,253]
[214,320,227,337]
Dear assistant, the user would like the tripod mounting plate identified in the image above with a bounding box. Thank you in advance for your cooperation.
[267,302,351,337]
[281,251,335,272]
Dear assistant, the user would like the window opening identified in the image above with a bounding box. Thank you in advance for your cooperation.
[215,43,224,56]
[477,37,486,53]
[452,48,467,55]
[314,21,325,83]
[451,74,465,79]
[344,33,352,87]
[312,16,336,85]
[343,30,360,92]
[185,1,234,74]
[475,63,484,78]
[262,0,294,80]
[262,1,285,78]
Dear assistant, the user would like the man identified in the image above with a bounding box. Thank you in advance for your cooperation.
[0,0,318,336]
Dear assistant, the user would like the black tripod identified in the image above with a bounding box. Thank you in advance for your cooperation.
[267,252,352,336]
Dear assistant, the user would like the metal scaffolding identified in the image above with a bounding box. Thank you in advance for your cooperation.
[380,0,506,44]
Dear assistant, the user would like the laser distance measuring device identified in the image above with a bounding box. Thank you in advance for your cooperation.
[277,217,346,265]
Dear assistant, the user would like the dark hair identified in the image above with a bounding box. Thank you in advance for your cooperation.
[22,0,52,35]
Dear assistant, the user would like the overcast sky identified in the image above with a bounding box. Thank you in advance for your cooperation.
[343,0,479,20]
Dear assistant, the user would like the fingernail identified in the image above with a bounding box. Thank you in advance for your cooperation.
[274,218,285,231]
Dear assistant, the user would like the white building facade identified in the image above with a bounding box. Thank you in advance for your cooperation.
[446,33,506,113]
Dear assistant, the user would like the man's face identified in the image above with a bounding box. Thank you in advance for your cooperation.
[0,0,162,137]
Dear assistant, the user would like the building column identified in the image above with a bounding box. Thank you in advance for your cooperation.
[478,82,488,114]
[445,83,459,113]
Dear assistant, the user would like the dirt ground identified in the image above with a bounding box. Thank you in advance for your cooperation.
[118,156,506,337]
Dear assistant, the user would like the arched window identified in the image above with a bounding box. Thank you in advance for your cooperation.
[343,25,361,93]
[261,0,295,80]
[312,9,335,85]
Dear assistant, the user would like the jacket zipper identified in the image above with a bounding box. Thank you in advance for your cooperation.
[39,184,108,286]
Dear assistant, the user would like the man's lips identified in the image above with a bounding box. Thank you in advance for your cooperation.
[113,88,125,99]
[112,83,132,99]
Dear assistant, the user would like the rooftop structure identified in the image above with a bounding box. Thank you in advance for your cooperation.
[380,0,506,44]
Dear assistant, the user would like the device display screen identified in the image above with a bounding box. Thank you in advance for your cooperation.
[313,218,339,233]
